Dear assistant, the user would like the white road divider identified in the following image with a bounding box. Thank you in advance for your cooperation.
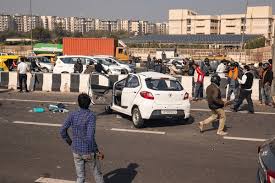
[223,136,267,142]
[13,121,62,127]
[110,128,166,135]
[35,177,74,183]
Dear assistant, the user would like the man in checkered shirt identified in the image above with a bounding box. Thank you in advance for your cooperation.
[60,93,104,183]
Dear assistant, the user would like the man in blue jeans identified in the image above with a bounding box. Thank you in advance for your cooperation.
[60,93,105,183]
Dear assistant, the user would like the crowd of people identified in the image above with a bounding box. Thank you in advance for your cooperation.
[146,54,274,108]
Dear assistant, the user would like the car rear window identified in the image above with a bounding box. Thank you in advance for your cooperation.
[145,78,183,91]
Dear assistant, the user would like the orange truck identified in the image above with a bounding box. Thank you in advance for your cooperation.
[63,37,129,61]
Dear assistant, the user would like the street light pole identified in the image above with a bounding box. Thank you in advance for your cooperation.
[239,0,248,64]
[30,0,33,52]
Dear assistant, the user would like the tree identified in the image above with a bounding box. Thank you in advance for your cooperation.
[245,37,266,49]
[32,27,51,42]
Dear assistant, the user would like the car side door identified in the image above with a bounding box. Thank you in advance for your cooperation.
[121,75,141,108]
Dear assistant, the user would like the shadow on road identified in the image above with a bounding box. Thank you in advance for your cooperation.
[144,116,195,128]
[104,163,138,183]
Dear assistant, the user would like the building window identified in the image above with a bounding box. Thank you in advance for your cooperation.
[187,19,191,25]
[187,27,191,31]
[196,26,205,28]
[241,26,246,31]
[226,25,236,28]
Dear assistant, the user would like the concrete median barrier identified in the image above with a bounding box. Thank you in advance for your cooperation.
[0,72,260,101]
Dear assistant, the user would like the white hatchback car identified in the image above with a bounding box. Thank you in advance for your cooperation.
[107,72,191,128]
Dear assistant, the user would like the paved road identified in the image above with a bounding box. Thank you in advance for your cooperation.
[1,91,275,183]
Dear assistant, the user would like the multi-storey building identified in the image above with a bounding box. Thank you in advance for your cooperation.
[41,16,56,31]
[156,22,169,35]
[129,20,140,35]
[147,23,157,34]
[85,18,95,32]
[169,6,275,45]
[0,14,13,32]
[118,20,129,32]
[22,15,41,32]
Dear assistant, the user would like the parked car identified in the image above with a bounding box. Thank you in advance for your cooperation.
[53,55,127,75]
[106,72,191,128]
[26,56,54,72]
[94,55,135,73]
[257,137,275,183]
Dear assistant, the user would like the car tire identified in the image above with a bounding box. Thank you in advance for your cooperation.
[105,105,113,114]
[132,107,144,128]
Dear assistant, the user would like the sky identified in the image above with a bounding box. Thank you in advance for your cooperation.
[0,0,275,22]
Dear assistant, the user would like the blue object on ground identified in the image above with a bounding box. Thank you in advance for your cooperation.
[33,108,45,113]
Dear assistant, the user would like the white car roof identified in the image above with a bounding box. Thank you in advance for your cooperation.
[58,55,94,58]
[138,72,176,80]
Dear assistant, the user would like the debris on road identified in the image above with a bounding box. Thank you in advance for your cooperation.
[48,103,69,113]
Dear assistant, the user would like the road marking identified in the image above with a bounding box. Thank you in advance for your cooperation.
[224,136,267,142]
[110,128,166,135]
[13,121,61,127]
[35,177,74,183]
[0,98,76,105]
[192,108,275,115]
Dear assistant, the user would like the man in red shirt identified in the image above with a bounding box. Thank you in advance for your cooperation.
[193,63,205,101]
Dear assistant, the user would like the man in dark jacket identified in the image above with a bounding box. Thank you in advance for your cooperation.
[95,62,108,75]
[233,65,254,113]
[198,74,228,136]
[74,59,83,73]
[261,63,274,107]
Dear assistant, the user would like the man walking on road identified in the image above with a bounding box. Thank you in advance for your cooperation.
[17,59,29,92]
[60,93,105,183]
[261,62,274,107]
[233,65,254,114]
[198,74,228,136]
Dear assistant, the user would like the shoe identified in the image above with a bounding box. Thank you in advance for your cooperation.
[198,122,203,133]
[192,98,198,102]
[248,111,254,114]
[25,90,29,93]
[217,131,228,136]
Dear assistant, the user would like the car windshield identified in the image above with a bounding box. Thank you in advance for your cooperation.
[145,78,183,91]
[94,58,112,66]
[39,57,51,63]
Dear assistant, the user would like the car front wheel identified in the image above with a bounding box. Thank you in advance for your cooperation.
[132,107,144,128]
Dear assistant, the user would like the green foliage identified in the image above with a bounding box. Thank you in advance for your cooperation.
[245,37,266,49]
[32,27,51,42]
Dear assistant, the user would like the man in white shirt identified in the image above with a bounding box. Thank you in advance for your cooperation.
[233,65,254,113]
[17,59,29,92]
[216,60,227,78]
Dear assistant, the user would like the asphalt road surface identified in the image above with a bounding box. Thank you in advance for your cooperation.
[1,91,275,183]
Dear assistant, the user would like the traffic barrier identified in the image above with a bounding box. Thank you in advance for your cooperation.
[0,72,260,101]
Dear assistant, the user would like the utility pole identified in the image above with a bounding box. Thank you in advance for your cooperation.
[239,0,248,63]
[30,0,33,52]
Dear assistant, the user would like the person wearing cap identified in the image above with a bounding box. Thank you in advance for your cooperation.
[261,62,274,107]
[198,74,228,136]
[233,65,254,114]
[226,62,239,102]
